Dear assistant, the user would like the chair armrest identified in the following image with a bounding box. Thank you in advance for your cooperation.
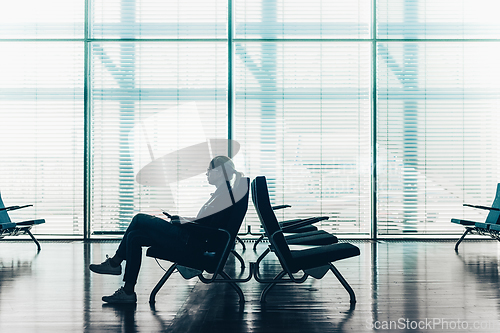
[281,216,329,232]
[280,216,329,228]
[463,204,500,211]
[272,205,291,210]
[0,204,33,212]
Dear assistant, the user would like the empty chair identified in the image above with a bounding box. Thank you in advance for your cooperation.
[251,195,333,251]
[251,176,360,304]
[451,183,500,251]
[0,192,45,251]
[250,179,339,266]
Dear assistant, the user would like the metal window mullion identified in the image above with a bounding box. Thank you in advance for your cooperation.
[228,0,233,153]
[372,0,378,240]
[84,0,91,239]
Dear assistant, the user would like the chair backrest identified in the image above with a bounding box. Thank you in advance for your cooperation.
[486,183,500,225]
[208,177,250,273]
[0,192,13,224]
[252,176,294,268]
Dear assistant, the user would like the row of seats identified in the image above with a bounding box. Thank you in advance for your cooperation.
[451,183,500,251]
[146,176,360,306]
[0,192,45,251]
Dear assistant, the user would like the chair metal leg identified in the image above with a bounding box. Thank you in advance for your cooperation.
[219,271,245,303]
[149,263,177,304]
[235,236,246,251]
[253,234,265,251]
[455,228,472,252]
[329,263,356,304]
[260,271,286,303]
[25,229,41,252]
[255,247,270,267]
[231,249,246,269]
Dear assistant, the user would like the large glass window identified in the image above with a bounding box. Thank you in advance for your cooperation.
[234,0,373,235]
[234,42,372,235]
[0,1,84,236]
[89,0,228,233]
[377,42,500,234]
[90,42,228,233]
[1,0,499,237]
[376,1,500,235]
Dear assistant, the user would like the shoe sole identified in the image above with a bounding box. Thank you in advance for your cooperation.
[102,295,137,304]
[102,298,137,304]
[89,265,122,275]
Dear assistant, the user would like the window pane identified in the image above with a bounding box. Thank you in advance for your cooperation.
[90,0,227,39]
[0,42,84,235]
[234,42,372,235]
[0,0,84,39]
[377,42,500,234]
[377,0,500,39]
[235,0,371,39]
[90,42,228,233]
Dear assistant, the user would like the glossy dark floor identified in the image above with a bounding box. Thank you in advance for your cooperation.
[1,239,500,332]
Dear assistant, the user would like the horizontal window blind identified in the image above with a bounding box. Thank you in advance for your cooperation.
[0,0,84,39]
[377,0,500,39]
[234,42,372,235]
[2,0,499,238]
[234,0,371,39]
[0,42,84,235]
[377,42,500,234]
[90,42,228,233]
[90,0,227,39]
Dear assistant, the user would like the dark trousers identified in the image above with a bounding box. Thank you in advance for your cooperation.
[115,213,190,285]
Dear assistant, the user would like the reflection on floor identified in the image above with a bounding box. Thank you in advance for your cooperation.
[1,239,500,332]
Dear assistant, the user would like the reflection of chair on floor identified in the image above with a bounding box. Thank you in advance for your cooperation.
[451,183,500,251]
[251,176,360,304]
[0,192,45,251]
[146,178,253,304]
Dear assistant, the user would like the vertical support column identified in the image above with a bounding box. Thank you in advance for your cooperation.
[228,0,234,156]
[371,0,378,240]
[83,0,91,240]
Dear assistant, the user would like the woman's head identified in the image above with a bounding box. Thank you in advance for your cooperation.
[206,156,242,186]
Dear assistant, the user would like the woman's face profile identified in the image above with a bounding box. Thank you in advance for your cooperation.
[206,166,222,185]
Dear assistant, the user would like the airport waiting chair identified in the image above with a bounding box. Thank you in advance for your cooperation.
[251,196,331,251]
[146,178,253,304]
[451,183,500,251]
[251,176,360,304]
[250,179,339,266]
[0,192,45,251]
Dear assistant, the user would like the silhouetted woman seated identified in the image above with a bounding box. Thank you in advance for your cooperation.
[89,155,245,304]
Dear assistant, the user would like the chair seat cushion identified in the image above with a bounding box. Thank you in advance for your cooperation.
[285,230,338,246]
[451,218,477,226]
[489,224,500,232]
[282,225,317,233]
[289,242,360,273]
[16,219,45,226]
[475,222,490,230]
[0,222,17,230]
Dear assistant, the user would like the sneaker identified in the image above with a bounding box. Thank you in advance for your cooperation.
[102,287,137,304]
[89,255,122,275]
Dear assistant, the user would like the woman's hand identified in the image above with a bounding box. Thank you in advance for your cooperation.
[170,215,192,225]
